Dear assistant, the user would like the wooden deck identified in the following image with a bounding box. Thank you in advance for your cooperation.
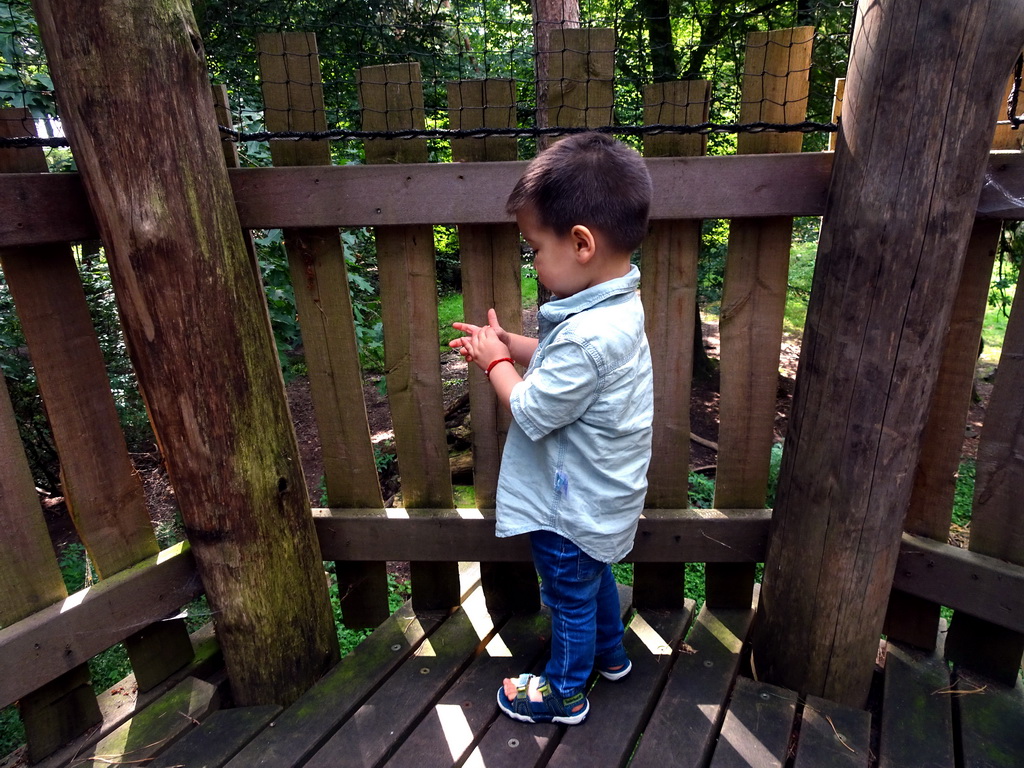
[42,575,1024,768]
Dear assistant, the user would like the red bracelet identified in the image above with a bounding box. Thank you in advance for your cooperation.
[485,357,514,377]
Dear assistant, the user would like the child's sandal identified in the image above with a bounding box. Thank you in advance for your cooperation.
[496,673,590,725]
[596,658,632,681]
[596,646,633,681]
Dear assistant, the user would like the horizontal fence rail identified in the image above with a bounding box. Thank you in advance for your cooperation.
[0,543,201,708]
[4,519,1024,714]
[3,152,1024,247]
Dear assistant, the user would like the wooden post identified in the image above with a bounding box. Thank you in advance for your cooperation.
[883,73,1022,651]
[750,0,1024,707]
[944,277,1024,683]
[448,78,540,615]
[358,62,461,610]
[709,27,814,609]
[258,32,389,629]
[637,79,710,609]
[32,0,339,706]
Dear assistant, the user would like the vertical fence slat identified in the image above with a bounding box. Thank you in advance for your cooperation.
[0,110,193,757]
[449,78,540,614]
[637,79,710,609]
[883,73,1021,651]
[941,71,1024,681]
[359,62,460,611]
[0,371,101,762]
[709,27,814,609]
[259,33,389,628]
[944,274,1024,682]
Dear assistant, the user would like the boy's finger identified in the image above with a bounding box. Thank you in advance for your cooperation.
[487,308,501,329]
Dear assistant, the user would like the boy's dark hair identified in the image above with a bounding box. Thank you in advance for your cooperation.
[506,132,653,253]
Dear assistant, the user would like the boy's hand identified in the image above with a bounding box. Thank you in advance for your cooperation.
[450,309,509,365]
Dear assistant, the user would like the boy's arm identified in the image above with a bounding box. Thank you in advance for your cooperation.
[504,333,538,368]
[484,358,519,410]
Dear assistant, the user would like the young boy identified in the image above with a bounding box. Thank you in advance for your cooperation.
[450,132,654,725]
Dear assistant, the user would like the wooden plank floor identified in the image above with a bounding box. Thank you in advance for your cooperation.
[58,581,1024,768]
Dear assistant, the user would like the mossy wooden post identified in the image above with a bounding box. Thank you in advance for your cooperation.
[751,0,1024,707]
[0,372,100,760]
[637,80,709,609]
[449,78,540,614]
[883,74,1022,651]
[259,33,389,628]
[944,279,1024,683]
[710,27,813,610]
[32,0,339,705]
[359,62,461,610]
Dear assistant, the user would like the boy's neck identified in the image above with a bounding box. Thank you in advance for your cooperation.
[578,253,633,294]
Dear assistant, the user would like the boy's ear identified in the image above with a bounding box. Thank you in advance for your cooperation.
[570,224,597,265]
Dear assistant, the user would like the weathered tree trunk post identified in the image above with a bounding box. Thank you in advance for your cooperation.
[751,0,1024,707]
[31,0,339,705]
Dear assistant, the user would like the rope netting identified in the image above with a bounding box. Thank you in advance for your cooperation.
[1,0,1020,155]
[2,0,858,154]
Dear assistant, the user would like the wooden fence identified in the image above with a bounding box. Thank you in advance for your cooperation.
[2,23,1024,762]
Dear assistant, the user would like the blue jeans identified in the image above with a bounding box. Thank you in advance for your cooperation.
[530,530,625,698]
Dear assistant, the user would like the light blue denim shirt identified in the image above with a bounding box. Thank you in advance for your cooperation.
[496,265,654,563]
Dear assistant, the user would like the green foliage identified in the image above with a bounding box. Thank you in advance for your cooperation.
[253,230,302,369]
[434,226,461,295]
[688,472,716,509]
[374,443,396,474]
[437,292,465,350]
[0,706,24,761]
[326,567,412,656]
[452,484,476,507]
[952,460,975,528]
[766,441,785,508]
[0,0,55,122]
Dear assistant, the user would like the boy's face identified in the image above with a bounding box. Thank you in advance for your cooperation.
[516,205,590,299]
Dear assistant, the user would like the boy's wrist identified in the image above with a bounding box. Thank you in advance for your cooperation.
[485,357,515,377]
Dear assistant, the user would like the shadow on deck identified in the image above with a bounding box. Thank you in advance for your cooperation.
[38,572,1024,768]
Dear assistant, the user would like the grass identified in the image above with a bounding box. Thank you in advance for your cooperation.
[437,268,538,352]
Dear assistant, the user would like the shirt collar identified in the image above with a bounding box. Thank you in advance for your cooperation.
[538,264,641,329]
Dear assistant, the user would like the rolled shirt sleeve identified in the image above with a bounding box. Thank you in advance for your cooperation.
[510,337,601,441]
